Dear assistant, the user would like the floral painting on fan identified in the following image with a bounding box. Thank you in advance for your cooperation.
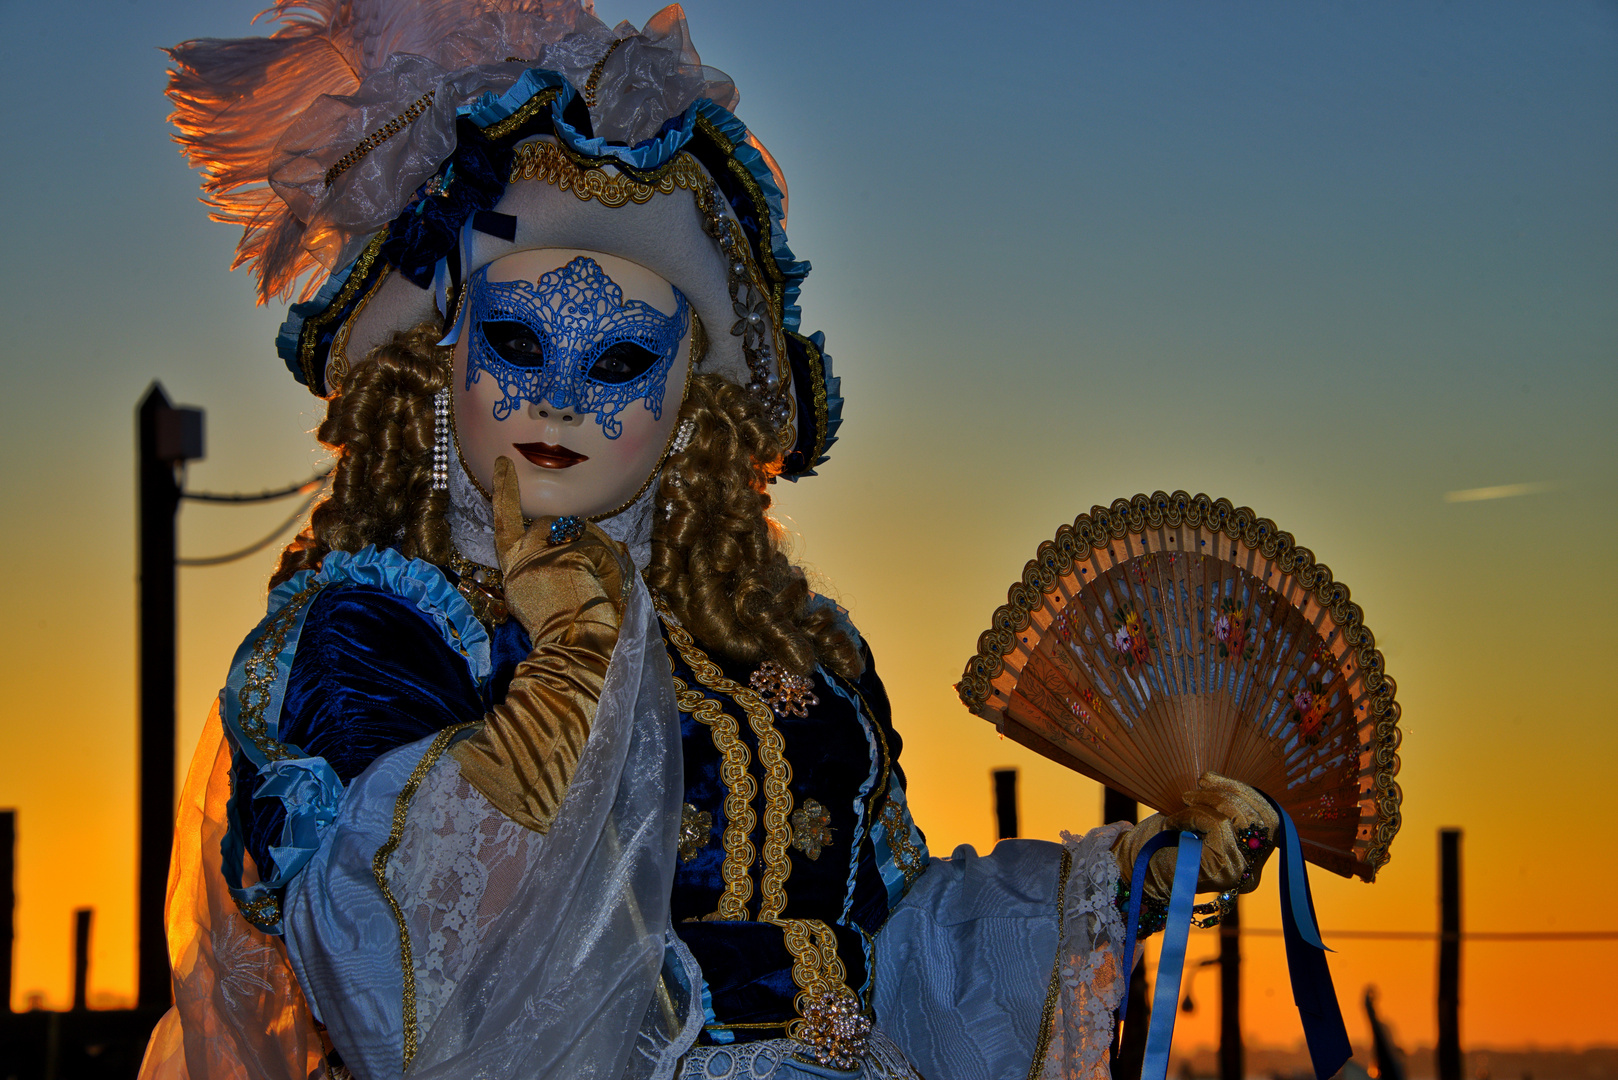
[1109,601,1157,668]
[1291,676,1335,744]
[1210,596,1256,661]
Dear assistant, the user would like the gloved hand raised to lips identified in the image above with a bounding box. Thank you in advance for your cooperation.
[449,455,630,833]
[1112,771,1280,903]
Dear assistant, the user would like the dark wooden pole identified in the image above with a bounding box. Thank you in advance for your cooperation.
[0,810,13,1012]
[137,384,203,1011]
[992,769,1019,840]
[1219,894,1241,1080]
[71,908,92,1012]
[1437,829,1462,1080]
[1105,787,1149,1080]
[1366,988,1408,1080]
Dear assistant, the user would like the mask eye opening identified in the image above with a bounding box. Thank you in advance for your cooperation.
[587,340,662,384]
[480,320,547,367]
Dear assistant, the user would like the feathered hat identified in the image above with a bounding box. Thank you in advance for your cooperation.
[167,0,842,477]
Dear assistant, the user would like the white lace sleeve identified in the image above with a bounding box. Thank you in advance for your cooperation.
[279,575,699,1080]
[387,757,540,1038]
[1035,822,1131,1080]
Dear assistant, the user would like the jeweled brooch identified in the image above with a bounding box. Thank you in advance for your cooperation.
[793,988,871,1071]
[678,802,713,864]
[790,797,834,860]
[749,660,819,717]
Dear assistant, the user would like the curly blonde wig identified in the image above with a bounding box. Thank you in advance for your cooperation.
[270,322,453,586]
[273,331,860,680]
[649,373,863,681]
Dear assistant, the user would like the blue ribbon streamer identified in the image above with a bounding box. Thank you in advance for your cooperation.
[1113,795,1353,1080]
[1141,831,1202,1080]
[1116,828,1178,1029]
[1262,793,1352,1080]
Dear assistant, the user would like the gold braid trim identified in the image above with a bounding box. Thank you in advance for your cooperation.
[510,141,709,207]
[297,231,390,392]
[654,598,863,1040]
[654,596,794,921]
[1026,847,1073,1080]
[669,663,757,920]
[481,88,562,142]
[372,721,478,1071]
[779,918,850,1021]
[236,582,326,762]
[327,263,393,395]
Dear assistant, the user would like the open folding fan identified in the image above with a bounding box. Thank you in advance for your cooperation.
[959,490,1402,880]
[959,491,1403,1080]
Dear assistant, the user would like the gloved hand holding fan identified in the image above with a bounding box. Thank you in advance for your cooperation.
[1115,770,1279,908]
[958,491,1404,1080]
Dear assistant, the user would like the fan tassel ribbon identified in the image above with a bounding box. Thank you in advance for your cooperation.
[1116,798,1351,1080]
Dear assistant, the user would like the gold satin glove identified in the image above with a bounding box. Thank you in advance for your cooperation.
[449,456,630,833]
[1113,771,1279,901]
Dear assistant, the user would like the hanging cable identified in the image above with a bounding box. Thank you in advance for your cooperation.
[177,487,325,567]
[181,466,333,504]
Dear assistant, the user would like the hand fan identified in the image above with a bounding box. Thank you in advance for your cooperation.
[957,491,1402,882]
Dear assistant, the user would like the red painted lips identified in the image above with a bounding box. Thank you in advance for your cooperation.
[512,441,589,469]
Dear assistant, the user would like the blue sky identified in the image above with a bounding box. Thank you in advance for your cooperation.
[0,0,1613,1044]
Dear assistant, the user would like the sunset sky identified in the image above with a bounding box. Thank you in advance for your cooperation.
[0,0,1613,1055]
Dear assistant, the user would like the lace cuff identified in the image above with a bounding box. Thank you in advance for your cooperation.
[1034,822,1131,1080]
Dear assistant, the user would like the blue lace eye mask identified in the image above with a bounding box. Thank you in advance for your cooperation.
[466,256,689,439]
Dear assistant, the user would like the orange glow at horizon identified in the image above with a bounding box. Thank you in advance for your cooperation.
[1,0,1615,1058]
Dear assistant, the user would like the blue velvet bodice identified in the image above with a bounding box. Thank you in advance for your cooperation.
[661,620,925,1043]
[231,571,927,1044]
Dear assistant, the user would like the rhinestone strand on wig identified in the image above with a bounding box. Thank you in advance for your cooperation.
[431,388,450,490]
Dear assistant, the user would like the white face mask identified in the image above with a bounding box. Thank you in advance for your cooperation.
[452,247,692,520]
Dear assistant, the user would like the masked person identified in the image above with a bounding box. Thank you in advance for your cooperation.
[145,6,1278,1079]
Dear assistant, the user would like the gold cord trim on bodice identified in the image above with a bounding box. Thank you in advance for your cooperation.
[373,721,478,1071]
[236,582,327,762]
[652,598,867,1039]
[664,655,757,918]
[654,596,794,921]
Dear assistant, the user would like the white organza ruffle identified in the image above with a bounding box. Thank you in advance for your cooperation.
[273,6,739,275]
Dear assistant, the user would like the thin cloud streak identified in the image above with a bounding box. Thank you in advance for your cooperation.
[1443,481,1558,504]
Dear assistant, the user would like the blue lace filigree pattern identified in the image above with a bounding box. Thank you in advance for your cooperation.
[466,256,688,438]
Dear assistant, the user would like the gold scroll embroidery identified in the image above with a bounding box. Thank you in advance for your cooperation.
[509,141,709,208]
